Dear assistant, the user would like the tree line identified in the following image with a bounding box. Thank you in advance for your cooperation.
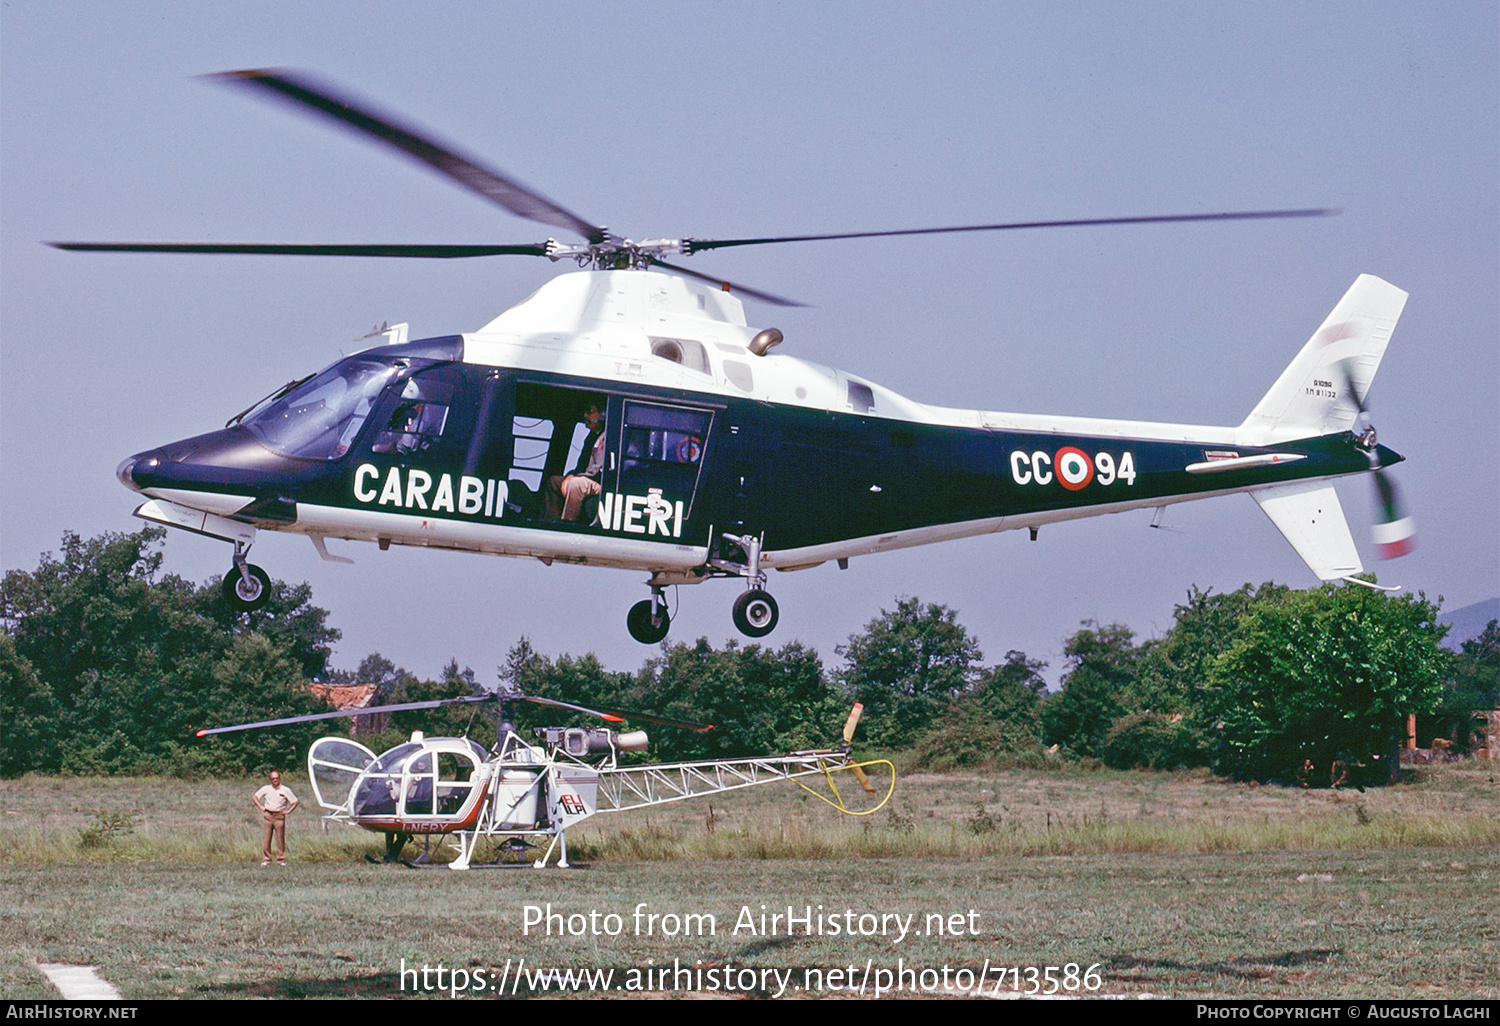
[3,528,1494,784]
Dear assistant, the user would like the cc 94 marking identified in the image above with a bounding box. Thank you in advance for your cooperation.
[1010,448,1136,489]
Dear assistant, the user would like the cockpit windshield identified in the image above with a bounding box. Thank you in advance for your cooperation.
[244,356,395,460]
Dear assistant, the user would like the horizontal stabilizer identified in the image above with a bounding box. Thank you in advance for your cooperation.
[1252,481,1362,581]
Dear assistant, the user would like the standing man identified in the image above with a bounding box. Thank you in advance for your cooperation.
[253,769,299,866]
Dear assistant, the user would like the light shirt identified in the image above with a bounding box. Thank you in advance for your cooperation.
[255,784,298,813]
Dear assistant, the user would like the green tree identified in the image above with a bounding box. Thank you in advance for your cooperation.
[1130,583,1289,714]
[836,597,982,747]
[1099,711,1200,770]
[970,650,1048,729]
[622,639,842,760]
[1041,622,1138,757]
[1,528,340,775]
[0,632,57,776]
[910,650,1048,769]
[1430,620,1499,752]
[1204,584,1447,784]
[493,636,843,762]
[191,577,340,680]
[383,659,493,747]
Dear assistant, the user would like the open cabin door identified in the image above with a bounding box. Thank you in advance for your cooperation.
[308,737,378,812]
[601,399,715,540]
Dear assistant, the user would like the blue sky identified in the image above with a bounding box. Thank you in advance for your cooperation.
[3,2,1495,685]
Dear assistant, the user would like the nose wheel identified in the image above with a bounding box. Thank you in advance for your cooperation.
[222,540,271,613]
[626,589,671,644]
[222,561,271,612]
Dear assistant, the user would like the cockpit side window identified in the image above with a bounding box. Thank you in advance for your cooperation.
[246,356,395,460]
[372,373,455,455]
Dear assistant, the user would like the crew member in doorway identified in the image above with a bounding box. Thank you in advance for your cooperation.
[546,402,605,522]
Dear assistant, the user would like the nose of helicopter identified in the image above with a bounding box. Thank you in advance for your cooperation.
[116,454,145,492]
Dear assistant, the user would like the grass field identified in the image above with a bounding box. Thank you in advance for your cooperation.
[2,762,1495,999]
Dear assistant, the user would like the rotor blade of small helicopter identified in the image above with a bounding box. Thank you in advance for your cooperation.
[519,694,626,724]
[685,208,1339,253]
[648,258,808,308]
[842,703,864,745]
[594,706,715,732]
[195,695,493,736]
[50,242,551,258]
[207,68,608,245]
[521,694,714,732]
[849,763,877,796]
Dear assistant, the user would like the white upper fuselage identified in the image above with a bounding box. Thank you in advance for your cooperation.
[460,270,1242,445]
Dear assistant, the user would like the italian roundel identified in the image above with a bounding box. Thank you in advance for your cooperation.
[1055,447,1094,491]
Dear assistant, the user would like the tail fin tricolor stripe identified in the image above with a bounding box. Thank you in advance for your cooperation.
[1238,274,1408,446]
[1372,471,1417,558]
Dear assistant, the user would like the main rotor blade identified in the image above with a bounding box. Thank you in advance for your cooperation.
[50,242,550,258]
[649,258,808,308]
[521,693,714,732]
[195,695,493,737]
[685,208,1340,253]
[208,68,608,245]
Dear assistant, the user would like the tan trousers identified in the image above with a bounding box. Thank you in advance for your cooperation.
[262,811,288,863]
[546,474,601,522]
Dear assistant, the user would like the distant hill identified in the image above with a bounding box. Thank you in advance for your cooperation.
[1440,598,1499,650]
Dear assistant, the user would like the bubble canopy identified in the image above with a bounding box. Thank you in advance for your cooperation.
[309,736,491,823]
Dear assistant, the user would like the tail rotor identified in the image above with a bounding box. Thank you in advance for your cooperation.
[1340,358,1416,560]
[841,703,875,795]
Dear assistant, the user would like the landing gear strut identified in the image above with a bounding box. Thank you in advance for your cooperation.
[222,542,271,612]
[626,586,670,644]
[713,531,780,639]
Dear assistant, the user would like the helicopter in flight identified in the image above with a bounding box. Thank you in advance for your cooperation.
[199,690,891,869]
[56,69,1415,643]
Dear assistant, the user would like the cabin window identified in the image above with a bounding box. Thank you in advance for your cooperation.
[435,751,478,815]
[722,360,754,392]
[622,403,711,468]
[350,741,421,817]
[615,401,714,524]
[509,415,554,492]
[399,751,436,817]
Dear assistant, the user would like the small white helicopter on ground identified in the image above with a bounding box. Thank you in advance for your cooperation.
[59,69,1414,644]
[200,691,892,869]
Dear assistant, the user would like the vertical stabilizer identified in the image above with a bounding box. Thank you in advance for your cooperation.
[1239,275,1407,444]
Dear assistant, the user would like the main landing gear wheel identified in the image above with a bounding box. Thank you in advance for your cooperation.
[626,599,671,644]
[222,563,271,612]
[732,589,779,638]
